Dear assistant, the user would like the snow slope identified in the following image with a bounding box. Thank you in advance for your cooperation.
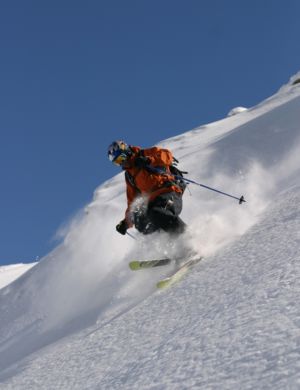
[0,73,300,389]
[0,263,36,289]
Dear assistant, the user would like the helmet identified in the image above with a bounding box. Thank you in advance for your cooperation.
[108,140,130,166]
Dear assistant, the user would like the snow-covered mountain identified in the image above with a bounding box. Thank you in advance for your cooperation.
[0,263,36,290]
[1,73,300,389]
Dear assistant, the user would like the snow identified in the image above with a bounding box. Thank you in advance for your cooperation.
[227,106,248,116]
[1,73,300,389]
[0,263,37,289]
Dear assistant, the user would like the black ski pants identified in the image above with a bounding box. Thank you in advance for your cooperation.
[133,192,186,235]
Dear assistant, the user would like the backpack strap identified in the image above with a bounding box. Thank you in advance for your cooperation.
[125,171,141,193]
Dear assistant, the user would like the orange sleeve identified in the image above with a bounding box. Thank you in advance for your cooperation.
[125,177,137,227]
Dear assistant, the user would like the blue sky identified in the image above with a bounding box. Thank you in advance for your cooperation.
[0,0,299,265]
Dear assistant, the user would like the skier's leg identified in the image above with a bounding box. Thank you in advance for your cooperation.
[133,210,158,234]
[148,193,186,235]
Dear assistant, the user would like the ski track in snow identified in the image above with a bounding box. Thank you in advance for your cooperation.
[0,73,300,389]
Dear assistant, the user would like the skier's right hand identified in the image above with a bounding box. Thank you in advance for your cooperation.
[116,219,128,235]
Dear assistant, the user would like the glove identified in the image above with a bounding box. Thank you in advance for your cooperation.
[134,156,150,168]
[116,219,128,235]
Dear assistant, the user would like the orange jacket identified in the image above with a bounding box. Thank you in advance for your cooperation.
[124,146,182,226]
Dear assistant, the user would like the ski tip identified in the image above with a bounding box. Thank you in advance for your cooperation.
[156,278,171,289]
[129,261,140,270]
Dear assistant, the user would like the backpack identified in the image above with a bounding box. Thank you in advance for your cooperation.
[125,150,188,194]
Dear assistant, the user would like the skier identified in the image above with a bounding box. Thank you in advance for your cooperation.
[108,140,187,237]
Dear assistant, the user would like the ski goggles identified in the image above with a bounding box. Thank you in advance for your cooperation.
[112,152,128,166]
[108,142,128,165]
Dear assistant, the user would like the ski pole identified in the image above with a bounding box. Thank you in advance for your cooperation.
[146,166,246,204]
[183,178,246,204]
[126,231,137,240]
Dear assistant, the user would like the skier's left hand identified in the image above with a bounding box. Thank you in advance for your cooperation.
[116,219,128,235]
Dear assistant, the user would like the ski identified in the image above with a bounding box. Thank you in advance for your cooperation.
[156,257,203,289]
[129,258,171,270]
